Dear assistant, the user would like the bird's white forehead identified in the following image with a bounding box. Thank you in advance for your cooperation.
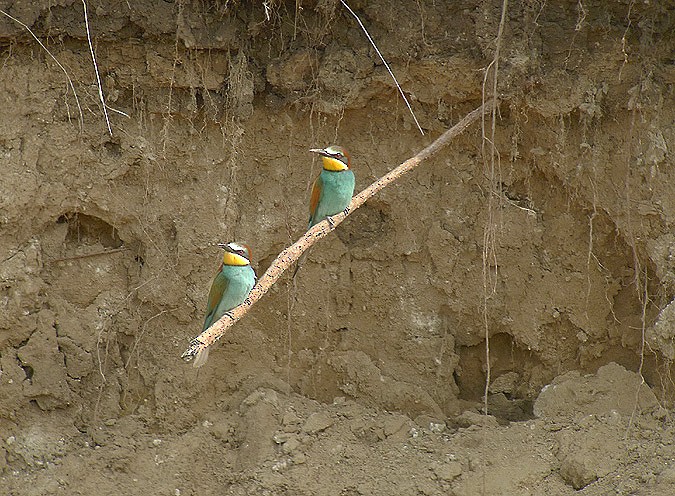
[227,242,246,252]
[324,145,343,155]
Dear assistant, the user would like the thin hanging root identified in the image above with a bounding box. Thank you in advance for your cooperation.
[182,99,496,365]
[0,9,84,129]
[340,0,425,136]
[82,0,112,136]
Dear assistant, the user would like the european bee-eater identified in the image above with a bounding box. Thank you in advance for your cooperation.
[294,145,355,278]
[193,242,256,368]
[308,145,356,228]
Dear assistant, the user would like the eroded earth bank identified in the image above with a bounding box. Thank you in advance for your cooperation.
[1,1,675,494]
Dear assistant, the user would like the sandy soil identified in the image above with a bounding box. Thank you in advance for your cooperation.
[1,0,674,494]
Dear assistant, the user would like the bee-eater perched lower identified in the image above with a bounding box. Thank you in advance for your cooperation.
[308,145,356,228]
[193,242,256,368]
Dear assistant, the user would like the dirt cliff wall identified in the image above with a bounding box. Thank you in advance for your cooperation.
[1,1,674,494]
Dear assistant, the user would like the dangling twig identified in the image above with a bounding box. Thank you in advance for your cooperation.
[181,99,496,365]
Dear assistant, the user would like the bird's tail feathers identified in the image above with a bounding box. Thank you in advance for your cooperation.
[192,347,209,368]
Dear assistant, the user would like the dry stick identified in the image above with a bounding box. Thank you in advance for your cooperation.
[181,99,496,364]
[49,247,129,263]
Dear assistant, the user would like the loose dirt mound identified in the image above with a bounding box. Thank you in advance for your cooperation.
[1,1,674,494]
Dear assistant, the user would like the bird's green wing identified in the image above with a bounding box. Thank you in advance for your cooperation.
[309,173,324,227]
[203,268,229,331]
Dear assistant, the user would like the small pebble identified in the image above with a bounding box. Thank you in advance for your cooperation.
[433,461,462,481]
[302,412,334,434]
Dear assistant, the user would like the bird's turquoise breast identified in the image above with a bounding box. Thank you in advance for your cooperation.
[311,169,355,227]
[204,264,255,330]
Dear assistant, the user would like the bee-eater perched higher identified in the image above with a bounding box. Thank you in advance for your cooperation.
[193,242,256,368]
[294,145,355,278]
[308,145,355,228]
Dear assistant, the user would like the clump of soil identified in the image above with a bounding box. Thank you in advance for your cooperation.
[1,1,674,494]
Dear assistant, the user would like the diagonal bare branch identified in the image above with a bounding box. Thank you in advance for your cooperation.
[181,99,497,365]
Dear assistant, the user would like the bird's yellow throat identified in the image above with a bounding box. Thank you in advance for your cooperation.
[222,252,250,266]
[321,156,348,171]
